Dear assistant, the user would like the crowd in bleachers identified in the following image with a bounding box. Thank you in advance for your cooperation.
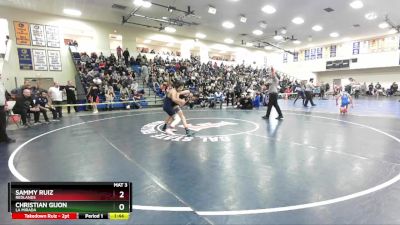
[76,52,147,110]
[73,50,400,112]
[74,51,303,110]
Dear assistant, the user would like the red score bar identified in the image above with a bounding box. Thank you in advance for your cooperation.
[12,212,77,220]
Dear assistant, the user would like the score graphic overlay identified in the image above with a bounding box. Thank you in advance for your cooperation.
[8,182,132,220]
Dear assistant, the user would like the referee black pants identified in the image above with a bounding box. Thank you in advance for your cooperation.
[52,101,63,119]
[0,106,10,141]
[266,93,283,118]
[67,97,78,113]
[304,91,315,106]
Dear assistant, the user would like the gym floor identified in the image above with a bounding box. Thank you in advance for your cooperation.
[1,98,400,225]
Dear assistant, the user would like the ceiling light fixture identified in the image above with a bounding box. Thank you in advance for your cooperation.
[350,0,364,9]
[292,17,305,25]
[196,33,206,39]
[264,46,273,50]
[261,5,276,14]
[330,32,340,38]
[133,0,142,6]
[143,39,151,44]
[208,5,216,14]
[365,12,377,20]
[133,0,152,8]
[224,38,234,44]
[253,29,263,36]
[166,42,174,47]
[281,28,287,34]
[222,21,235,29]
[142,1,152,8]
[63,8,82,16]
[293,40,301,45]
[312,25,323,31]
[379,22,389,29]
[164,26,176,33]
[246,42,253,47]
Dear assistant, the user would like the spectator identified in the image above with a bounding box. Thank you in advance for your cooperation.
[361,82,367,95]
[123,48,130,66]
[62,81,78,114]
[13,89,34,127]
[319,82,325,99]
[87,83,100,114]
[48,82,63,119]
[116,46,122,60]
[31,94,49,124]
[99,52,105,61]
[105,86,115,111]
[390,82,398,96]
[119,86,130,109]
[368,83,374,95]
[141,63,149,81]
[253,92,261,109]
[237,93,253,110]
[375,82,385,96]
[11,80,32,98]
[37,91,54,122]
[226,89,235,106]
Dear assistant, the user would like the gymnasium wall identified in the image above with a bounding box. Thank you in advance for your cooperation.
[0,6,138,90]
[316,67,400,89]
[273,35,400,84]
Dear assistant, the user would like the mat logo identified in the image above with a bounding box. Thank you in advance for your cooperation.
[179,121,238,132]
[140,121,236,142]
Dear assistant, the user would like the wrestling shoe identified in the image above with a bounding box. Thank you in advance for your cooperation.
[185,129,195,137]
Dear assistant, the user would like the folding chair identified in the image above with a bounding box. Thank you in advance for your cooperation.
[6,101,21,128]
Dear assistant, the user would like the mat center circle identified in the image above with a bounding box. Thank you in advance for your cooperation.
[140,117,260,142]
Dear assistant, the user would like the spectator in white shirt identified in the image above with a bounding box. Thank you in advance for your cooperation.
[48,82,63,119]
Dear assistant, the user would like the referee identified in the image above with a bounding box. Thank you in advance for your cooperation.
[0,74,15,144]
[262,67,284,120]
